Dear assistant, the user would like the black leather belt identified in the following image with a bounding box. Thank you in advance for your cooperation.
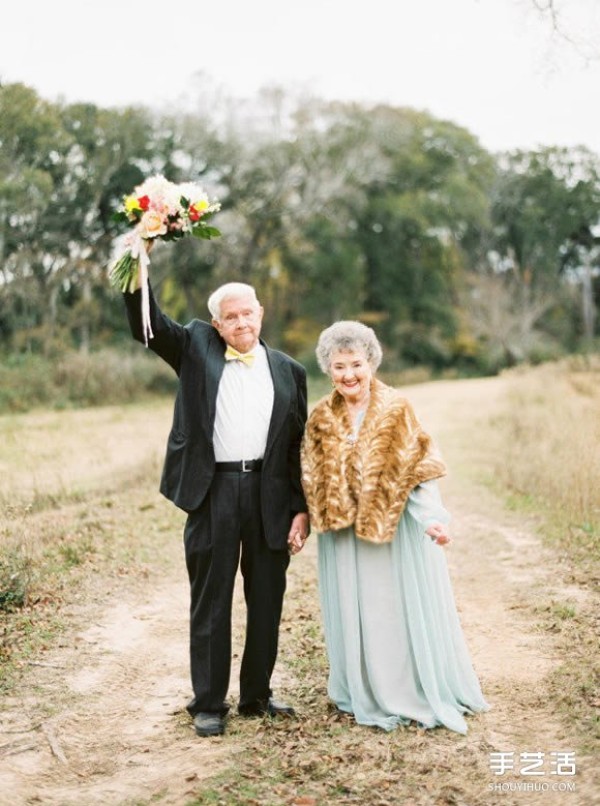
[215,459,263,472]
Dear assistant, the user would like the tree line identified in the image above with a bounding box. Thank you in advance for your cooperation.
[1,80,599,374]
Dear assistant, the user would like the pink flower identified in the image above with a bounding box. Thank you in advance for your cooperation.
[138,210,168,239]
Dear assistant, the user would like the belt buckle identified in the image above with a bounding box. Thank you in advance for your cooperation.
[242,459,251,472]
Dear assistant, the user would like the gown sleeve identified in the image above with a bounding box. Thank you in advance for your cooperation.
[405,478,451,532]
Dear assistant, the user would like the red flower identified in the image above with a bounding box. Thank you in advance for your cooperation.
[188,207,201,222]
[138,195,150,211]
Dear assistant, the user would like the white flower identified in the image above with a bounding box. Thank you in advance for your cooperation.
[178,181,208,204]
[135,175,181,217]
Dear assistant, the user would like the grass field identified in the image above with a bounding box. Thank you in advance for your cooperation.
[0,363,598,805]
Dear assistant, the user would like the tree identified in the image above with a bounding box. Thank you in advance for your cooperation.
[56,102,158,351]
[348,106,495,366]
[561,224,600,345]
[2,80,598,373]
[488,146,600,351]
[0,83,72,351]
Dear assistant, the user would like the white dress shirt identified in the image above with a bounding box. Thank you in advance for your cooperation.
[213,343,274,461]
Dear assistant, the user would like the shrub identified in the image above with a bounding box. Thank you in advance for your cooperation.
[0,548,32,611]
[0,349,177,413]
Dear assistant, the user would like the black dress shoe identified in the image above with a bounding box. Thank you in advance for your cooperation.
[239,698,296,718]
[266,698,296,717]
[193,712,225,737]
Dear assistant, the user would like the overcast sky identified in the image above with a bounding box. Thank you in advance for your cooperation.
[2,0,599,154]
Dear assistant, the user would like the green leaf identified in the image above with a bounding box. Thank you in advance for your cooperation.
[162,231,185,242]
[193,225,222,240]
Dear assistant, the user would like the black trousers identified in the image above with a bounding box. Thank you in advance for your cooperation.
[183,470,290,716]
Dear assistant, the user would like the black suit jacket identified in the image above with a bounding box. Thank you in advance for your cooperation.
[124,286,308,550]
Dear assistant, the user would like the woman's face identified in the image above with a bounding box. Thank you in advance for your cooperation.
[329,349,372,404]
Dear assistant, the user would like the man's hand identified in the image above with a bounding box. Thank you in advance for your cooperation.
[425,521,452,546]
[287,512,309,555]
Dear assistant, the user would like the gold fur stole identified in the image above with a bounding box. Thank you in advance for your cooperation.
[301,379,446,543]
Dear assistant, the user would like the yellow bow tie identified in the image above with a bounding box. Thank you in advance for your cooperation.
[225,345,255,366]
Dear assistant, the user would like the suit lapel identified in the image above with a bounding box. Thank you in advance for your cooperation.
[265,345,292,453]
[204,332,226,439]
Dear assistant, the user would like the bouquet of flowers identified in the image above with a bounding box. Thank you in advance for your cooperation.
[109,174,221,343]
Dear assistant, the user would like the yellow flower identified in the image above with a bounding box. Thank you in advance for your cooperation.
[124,195,141,213]
[192,199,209,213]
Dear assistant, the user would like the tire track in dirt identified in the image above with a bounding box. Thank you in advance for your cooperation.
[0,569,232,805]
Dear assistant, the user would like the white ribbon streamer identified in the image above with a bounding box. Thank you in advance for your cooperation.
[130,233,154,346]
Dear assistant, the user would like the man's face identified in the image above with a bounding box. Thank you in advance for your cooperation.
[212,294,263,354]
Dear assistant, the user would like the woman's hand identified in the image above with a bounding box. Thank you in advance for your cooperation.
[425,521,452,546]
[288,512,309,554]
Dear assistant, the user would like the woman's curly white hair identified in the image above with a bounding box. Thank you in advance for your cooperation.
[316,321,383,374]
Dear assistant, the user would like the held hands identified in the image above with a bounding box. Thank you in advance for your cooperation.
[288,512,309,555]
[425,521,452,546]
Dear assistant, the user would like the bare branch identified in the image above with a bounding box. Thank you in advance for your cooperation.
[527,0,600,61]
[532,0,560,30]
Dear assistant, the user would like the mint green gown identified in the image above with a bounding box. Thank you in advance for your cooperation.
[317,479,489,734]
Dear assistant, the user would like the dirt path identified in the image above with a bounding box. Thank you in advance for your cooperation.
[0,377,596,805]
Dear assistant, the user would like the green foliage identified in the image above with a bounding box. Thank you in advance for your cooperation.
[0,349,177,413]
[491,147,600,283]
[1,82,599,373]
[0,548,31,611]
[193,224,221,239]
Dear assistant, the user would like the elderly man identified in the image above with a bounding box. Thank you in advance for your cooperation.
[124,278,309,737]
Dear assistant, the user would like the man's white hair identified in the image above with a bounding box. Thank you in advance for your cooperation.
[207,282,259,319]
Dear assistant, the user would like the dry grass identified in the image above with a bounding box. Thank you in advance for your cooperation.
[0,399,175,688]
[492,356,600,571]
[1,369,598,804]
[0,399,171,506]
[487,356,600,757]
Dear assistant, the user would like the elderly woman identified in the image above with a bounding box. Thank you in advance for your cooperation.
[301,321,488,733]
